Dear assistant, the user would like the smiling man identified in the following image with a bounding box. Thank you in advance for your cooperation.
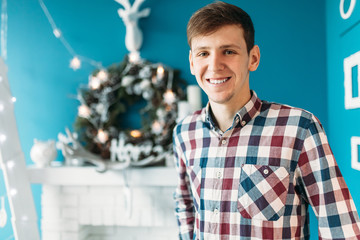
[173,1,360,240]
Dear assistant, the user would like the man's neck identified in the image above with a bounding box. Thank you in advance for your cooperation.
[209,92,251,132]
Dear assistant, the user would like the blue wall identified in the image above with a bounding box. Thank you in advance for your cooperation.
[326,0,360,232]
[1,0,327,239]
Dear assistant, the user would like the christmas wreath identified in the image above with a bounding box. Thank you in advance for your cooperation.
[70,55,185,167]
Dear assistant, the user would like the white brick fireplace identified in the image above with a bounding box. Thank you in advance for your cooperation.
[27,166,179,240]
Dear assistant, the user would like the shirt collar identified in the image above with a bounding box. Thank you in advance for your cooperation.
[204,90,262,132]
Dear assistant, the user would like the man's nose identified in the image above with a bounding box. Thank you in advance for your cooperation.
[208,54,224,72]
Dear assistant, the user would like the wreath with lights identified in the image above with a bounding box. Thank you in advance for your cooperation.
[72,55,185,167]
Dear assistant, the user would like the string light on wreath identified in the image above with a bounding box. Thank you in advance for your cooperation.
[130,130,142,138]
[78,105,91,118]
[163,89,176,105]
[97,129,109,144]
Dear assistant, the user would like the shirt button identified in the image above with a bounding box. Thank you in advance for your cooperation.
[214,208,219,214]
[241,120,246,126]
[216,171,222,179]
[221,139,227,145]
[263,169,269,175]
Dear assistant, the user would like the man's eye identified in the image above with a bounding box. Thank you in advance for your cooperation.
[224,50,235,55]
[197,52,208,57]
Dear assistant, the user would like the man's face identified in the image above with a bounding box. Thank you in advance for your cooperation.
[189,24,260,107]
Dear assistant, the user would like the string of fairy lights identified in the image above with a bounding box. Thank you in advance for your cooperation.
[0,0,38,238]
[38,0,103,70]
[0,0,107,237]
[0,0,17,237]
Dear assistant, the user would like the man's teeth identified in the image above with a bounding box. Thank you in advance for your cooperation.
[208,78,229,84]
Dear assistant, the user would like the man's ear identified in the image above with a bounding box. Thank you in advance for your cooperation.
[248,45,260,72]
[189,50,195,75]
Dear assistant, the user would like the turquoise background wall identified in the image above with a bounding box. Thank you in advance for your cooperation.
[0,0,329,239]
[326,0,360,235]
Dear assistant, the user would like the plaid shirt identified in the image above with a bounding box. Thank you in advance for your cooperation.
[173,91,360,240]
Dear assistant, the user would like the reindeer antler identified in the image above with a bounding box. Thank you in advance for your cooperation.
[132,0,146,12]
[114,0,131,10]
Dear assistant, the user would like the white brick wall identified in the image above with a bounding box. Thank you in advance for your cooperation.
[41,185,178,240]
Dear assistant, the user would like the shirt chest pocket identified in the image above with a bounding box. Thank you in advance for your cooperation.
[237,164,290,221]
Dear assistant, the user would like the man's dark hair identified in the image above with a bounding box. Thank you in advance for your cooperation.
[187,1,255,54]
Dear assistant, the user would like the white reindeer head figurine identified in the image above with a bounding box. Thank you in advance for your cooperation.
[115,0,151,57]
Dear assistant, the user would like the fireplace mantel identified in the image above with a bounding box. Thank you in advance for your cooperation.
[27,165,177,186]
[27,166,179,240]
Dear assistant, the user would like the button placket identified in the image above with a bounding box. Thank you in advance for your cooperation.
[216,170,222,179]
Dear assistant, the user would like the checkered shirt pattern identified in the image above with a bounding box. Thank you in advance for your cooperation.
[173,91,360,240]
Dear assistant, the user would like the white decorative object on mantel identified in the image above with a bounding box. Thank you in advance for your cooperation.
[0,56,40,239]
[114,0,151,58]
[30,139,57,167]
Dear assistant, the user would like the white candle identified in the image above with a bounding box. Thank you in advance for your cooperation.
[177,101,191,122]
[187,85,202,112]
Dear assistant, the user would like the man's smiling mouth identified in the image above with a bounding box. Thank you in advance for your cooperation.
[206,77,231,84]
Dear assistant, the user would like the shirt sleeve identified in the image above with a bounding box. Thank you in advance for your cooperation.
[296,115,360,239]
[173,134,195,240]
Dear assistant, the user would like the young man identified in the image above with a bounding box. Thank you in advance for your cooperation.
[173,1,360,239]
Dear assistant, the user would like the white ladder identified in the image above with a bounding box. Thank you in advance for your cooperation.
[0,57,40,239]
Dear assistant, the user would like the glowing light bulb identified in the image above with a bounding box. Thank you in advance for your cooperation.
[70,56,81,70]
[6,161,15,170]
[9,188,17,196]
[157,65,165,79]
[11,97,16,103]
[53,28,61,38]
[97,129,109,143]
[129,52,141,63]
[96,70,108,82]
[89,76,101,90]
[163,89,176,105]
[0,76,3,82]
[152,121,162,135]
[21,215,29,221]
[78,105,91,118]
[0,134,6,143]
[0,103,4,112]
[130,130,142,138]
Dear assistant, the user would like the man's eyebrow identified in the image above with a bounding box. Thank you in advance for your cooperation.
[219,44,242,49]
[192,46,210,52]
[193,44,242,52]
